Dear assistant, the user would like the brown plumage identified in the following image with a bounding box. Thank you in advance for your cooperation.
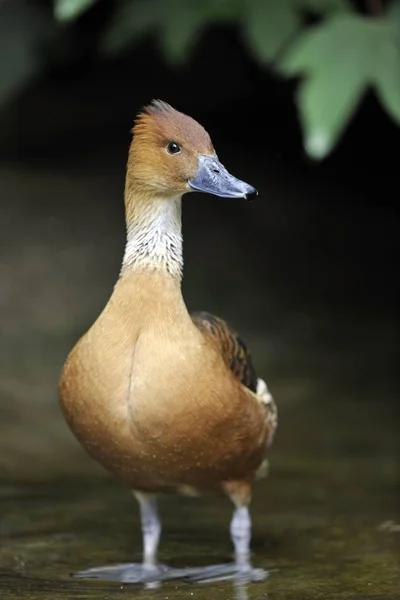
[59,100,277,582]
[191,311,258,393]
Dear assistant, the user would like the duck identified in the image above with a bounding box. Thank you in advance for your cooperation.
[59,100,277,584]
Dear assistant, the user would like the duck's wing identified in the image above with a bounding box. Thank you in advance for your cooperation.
[191,311,258,393]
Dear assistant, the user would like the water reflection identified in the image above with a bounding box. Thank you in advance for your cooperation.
[142,576,263,599]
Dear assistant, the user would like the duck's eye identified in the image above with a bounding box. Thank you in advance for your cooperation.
[166,142,181,155]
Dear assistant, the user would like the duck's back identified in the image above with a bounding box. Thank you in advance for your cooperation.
[191,311,258,393]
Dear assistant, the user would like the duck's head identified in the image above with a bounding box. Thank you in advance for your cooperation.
[127,100,257,200]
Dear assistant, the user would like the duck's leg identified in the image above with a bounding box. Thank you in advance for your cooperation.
[226,481,254,572]
[73,491,165,584]
[73,486,267,585]
[185,482,267,583]
[134,491,161,572]
[230,504,252,569]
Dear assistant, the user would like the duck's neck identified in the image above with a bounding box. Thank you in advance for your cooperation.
[121,191,183,280]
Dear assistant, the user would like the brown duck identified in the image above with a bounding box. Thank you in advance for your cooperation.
[59,100,277,583]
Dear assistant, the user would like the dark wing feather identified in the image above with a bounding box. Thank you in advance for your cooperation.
[191,311,258,393]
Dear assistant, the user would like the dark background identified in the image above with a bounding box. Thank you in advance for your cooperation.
[0,11,398,480]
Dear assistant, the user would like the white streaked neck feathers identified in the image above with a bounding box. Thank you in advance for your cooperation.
[121,194,183,279]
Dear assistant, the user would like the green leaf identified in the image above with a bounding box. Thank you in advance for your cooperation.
[388,0,400,23]
[159,0,241,64]
[296,60,366,159]
[388,0,400,48]
[159,0,210,64]
[54,0,99,22]
[101,0,240,62]
[372,24,400,125]
[278,14,398,159]
[243,0,351,65]
[244,0,300,63]
[0,0,46,108]
[100,0,159,55]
